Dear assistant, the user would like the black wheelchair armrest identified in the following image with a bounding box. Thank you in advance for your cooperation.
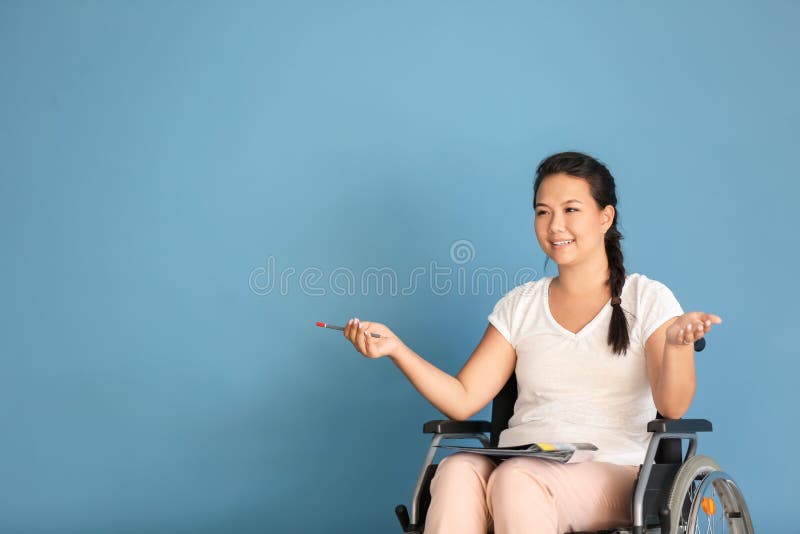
[647,418,712,433]
[422,419,492,435]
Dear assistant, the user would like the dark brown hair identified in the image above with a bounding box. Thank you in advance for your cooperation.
[533,151,630,355]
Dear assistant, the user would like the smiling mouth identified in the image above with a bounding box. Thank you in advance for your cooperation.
[551,240,574,247]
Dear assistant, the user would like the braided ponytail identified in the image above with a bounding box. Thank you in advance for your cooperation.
[605,224,630,355]
[533,151,631,355]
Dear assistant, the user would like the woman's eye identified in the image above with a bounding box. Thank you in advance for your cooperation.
[536,208,578,216]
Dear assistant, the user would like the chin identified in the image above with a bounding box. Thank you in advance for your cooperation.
[549,253,578,266]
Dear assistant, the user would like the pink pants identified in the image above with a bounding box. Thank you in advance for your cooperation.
[426,453,640,534]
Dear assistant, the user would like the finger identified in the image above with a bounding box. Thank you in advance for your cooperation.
[687,323,701,343]
[351,318,362,343]
[704,313,722,324]
[683,325,694,343]
[361,325,376,355]
[693,321,703,336]
[692,322,705,340]
[352,320,361,349]
[363,328,374,355]
[356,321,368,354]
[694,329,706,341]
[352,319,363,345]
[695,322,707,335]
[361,323,377,349]
[693,323,711,341]
[344,318,353,338]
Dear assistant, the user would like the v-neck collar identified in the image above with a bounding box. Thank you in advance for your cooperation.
[543,276,614,340]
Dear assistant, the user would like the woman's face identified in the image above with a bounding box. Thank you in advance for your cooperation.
[533,173,615,267]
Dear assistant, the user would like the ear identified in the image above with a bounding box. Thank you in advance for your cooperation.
[601,205,616,232]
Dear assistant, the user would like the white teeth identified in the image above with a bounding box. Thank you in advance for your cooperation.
[553,240,574,246]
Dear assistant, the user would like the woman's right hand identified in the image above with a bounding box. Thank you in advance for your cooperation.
[343,318,405,360]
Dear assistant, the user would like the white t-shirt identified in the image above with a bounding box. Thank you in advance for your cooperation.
[487,273,684,466]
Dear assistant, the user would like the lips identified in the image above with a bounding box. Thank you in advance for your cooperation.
[551,239,575,246]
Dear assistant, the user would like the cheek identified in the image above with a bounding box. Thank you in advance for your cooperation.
[533,221,547,240]
[571,216,597,233]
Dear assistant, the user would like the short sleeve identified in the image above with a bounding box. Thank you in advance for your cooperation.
[488,291,515,346]
[639,281,685,345]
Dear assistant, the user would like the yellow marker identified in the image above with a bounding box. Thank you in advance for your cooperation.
[537,442,556,451]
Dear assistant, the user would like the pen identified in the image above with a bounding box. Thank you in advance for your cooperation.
[316,321,382,338]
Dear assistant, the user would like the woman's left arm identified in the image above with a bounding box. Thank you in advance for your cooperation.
[645,312,723,419]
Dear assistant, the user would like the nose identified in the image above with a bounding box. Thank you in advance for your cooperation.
[548,211,566,234]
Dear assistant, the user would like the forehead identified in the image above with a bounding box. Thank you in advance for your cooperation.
[536,173,593,201]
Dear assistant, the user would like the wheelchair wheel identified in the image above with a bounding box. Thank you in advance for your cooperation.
[666,455,753,534]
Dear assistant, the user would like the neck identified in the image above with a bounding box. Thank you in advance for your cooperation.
[552,254,612,297]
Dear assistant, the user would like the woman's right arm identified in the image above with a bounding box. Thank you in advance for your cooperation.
[345,318,516,421]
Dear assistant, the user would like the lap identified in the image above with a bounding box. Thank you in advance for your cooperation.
[487,458,640,531]
[432,453,640,532]
[494,455,639,478]
[438,453,639,492]
[436,452,498,478]
[490,456,639,494]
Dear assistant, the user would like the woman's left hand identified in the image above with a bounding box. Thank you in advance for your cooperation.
[665,311,723,347]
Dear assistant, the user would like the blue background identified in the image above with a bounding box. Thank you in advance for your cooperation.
[2,1,797,532]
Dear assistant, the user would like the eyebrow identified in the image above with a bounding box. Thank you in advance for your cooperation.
[534,199,584,208]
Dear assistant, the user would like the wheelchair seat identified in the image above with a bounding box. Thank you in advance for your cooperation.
[394,340,753,534]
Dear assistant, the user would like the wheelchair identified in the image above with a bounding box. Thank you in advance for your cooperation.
[394,338,753,534]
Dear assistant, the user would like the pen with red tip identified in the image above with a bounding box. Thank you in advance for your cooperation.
[316,321,382,338]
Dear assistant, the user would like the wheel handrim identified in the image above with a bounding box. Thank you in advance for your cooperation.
[677,471,752,534]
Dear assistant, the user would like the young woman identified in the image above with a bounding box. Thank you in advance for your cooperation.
[341,151,721,534]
